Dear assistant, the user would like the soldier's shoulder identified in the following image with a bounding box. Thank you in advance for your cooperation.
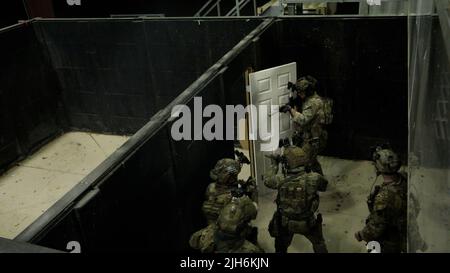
[310,95,324,104]
[206,183,217,193]
[288,172,312,185]
[236,195,254,206]
[304,172,327,190]
[386,178,407,193]
[373,185,397,210]
[288,172,307,183]
[304,171,324,182]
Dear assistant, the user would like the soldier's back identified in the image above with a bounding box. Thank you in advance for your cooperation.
[373,177,407,252]
[277,172,325,219]
[374,178,407,217]
[302,94,324,118]
[202,183,232,223]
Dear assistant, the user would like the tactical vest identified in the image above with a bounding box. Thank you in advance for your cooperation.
[368,175,407,246]
[202,183,232,223]
[320,97,333,125]
[276,175,319,220]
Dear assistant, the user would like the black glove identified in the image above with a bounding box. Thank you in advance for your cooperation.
[287,81,297,91]
[235,150,250,164]
[279,104,292,113]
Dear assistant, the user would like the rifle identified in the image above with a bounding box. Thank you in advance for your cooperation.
[234,150,250,165]
[231,184,245,198]
[265,154,285,165]
[235,176,257,201]
[280,81,302,113]
[265,154,288,177]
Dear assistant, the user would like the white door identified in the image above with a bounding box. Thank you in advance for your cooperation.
[249,62,296,196]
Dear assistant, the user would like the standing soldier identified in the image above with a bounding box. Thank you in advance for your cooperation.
[280,76,332,175]
[355,147,407,253]
[263,145,329,253]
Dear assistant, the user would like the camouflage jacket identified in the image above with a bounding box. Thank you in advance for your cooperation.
[361,175,407,250]
[189,224,263,253]
[192,196,262,253]
[214,237,264,253]
[202,179,257,224]
[263,162,328,219]
[202,183,233,224]
[292,93,326,142]
[214,196,263,253]
[189,224,217,253]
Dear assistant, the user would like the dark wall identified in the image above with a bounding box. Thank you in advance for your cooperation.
[335,3,360,15]
[17,18,265,252]
[0,1,28,29]
[0,24,65,172]
[29,78,234,252]
[256,17,408,160]
[222,41,261,107]
[8,17,409,252]
[35,19,262,134]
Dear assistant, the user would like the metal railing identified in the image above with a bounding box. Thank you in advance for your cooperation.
[195,0,257,16]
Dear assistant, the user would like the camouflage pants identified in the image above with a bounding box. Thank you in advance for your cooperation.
[214,230,264,253]
[269,211,328,253]
[189,224,217,253]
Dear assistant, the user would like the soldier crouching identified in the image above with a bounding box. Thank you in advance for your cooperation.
[190,193,263,253]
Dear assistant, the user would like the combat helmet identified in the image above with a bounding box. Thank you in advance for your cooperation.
[372,147,401,175]
[216,196,257,236]
[296,75,318,97]
[283,145,310,171]
[210,158,241,185]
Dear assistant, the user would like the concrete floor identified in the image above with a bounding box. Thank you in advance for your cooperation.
[1,136,445,252]
[410,167,450,252]
[237,148,381,253]
[0,132,129,239]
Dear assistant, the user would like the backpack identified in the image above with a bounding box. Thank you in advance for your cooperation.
[320,97,333,125]
[278,179,309,217]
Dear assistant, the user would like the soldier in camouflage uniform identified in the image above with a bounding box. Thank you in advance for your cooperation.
[202,158,257,225]
[214,195,264,253]
[280,76,329,175]
[355,147,407,253]
[263,145,329,253]
[190,192,263,253]
[189,223,217,253]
